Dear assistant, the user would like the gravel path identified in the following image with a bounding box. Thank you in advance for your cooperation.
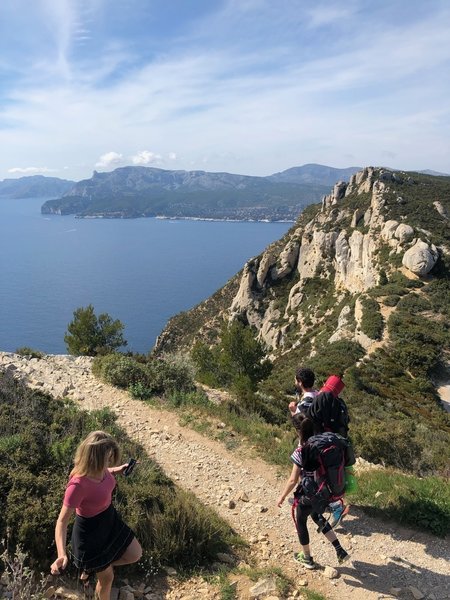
[1,352,449,600]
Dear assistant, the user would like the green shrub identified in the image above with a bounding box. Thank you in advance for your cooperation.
[15,347,44,359]
[191,321,272,393]
[129,381,154,399]
[93,353,196,396]
[92,353,147,388]
[146,357,196,395]
[382,295,400,307]
[351,420,422,471]
[0,372,239,573]
[359,297,384,340]
[352,469,450,537]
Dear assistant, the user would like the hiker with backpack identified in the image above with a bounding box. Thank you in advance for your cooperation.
[306,374,351,527]
[277,415,352,569]
[288,367,319,417]
[307,375,349,438]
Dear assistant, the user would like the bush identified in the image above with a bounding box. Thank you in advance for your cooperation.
[93,352,196,397]
[0,372,239,573]
[191,321,272,393]
[92,353,147,388]
[359,297,384,340]
[15,347,44,359]
[382,295,400,307]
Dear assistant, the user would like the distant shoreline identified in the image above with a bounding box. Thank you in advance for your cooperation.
[72,214,296,224]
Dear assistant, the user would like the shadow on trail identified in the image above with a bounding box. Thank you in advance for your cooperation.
[335,505,449,562]
[340,559,450,599]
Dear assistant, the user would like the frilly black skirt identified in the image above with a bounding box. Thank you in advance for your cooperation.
[70,504,135,574]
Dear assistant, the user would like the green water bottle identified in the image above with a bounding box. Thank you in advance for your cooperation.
[345,466,357,494]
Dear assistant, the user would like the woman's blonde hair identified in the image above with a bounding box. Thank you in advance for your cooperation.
[70,431,120,478]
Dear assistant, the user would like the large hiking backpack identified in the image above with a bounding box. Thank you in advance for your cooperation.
[299,432,355,514]
[306,391,350,437]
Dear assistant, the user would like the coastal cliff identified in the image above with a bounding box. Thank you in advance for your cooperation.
[156,167,447,355]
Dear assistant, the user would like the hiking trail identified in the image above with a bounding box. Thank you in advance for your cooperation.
[1,352,449,600]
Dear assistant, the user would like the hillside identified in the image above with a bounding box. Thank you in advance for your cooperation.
[0,175,75,198]
[156,167,450,475]
[1,352,448,600]
[40,165,334,221]
[268,163,361,185]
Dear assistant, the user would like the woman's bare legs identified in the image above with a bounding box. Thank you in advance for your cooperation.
[111,538,142,567]
[95,566,114,600]
[94,539,142,599]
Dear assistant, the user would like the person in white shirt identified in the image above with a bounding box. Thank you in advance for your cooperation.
[288,367,318,417]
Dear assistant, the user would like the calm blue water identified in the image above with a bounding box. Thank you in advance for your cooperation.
[0,197,291,354]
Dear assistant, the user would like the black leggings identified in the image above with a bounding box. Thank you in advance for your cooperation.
[295,498,332,546]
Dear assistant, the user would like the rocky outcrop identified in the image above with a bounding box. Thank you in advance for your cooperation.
[395,223,414,243]
[334,230,378,293]
[297,229,338,279]
[156,166,448,355]
[434,201,448,219]
[402,240,439,276]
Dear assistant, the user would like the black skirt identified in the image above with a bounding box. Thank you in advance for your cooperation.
[70,504,135,574]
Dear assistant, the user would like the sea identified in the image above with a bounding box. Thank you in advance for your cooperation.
[0,197,292,354]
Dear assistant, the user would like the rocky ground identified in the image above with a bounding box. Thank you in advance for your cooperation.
[1,352,449,600]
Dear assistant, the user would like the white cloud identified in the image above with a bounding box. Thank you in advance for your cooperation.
[8,166,57,174]
[1,2,450,178]
[95,152,124,168]
[131,150,162,166]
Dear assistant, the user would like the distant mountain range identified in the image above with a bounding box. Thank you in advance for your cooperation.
[2,164,448,221]
[268,164,361,185]
[0,175,74,198]
[40,164,363,221]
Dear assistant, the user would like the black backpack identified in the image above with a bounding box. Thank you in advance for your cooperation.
[306,391,350,437]
[299,432,355,514]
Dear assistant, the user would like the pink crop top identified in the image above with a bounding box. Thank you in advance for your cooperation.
[63,470,116,517]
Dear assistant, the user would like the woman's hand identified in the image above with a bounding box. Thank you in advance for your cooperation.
[109,463,129,475]
[277,495,285,508]
[50,554,68,575]
[109,462,138,475]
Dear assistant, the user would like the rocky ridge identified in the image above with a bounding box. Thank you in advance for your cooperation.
[1,351,449,600]
[155,167,447,355]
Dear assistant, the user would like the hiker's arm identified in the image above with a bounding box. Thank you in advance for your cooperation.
[277,464,301,507]
[51,504,74,574]
[108,464,129,475]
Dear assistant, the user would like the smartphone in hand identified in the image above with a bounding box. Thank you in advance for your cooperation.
[123,458,137,476]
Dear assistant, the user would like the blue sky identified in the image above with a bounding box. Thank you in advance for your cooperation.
[1,0,449,181]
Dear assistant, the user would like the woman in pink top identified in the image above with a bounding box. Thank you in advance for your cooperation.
[50,431,142,600]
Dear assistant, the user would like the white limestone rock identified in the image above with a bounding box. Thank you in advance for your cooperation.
[272,240,300,280]
[381,220,400,241]
[351,209,364,228]
[297,229,338,279]
[433,201,448,219]
[334,230,378,293]
[249,578,278,598]
[328,305,353,343]
[402,240,439,276]
[256,250,277,287]
[394,223,414,243]
[230,261,257,315]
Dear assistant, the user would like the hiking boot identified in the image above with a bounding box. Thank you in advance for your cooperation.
[293,552,316,569]
[336,548,349,564]
[329,504,349,529]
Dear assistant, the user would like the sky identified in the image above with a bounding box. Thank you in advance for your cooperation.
[1,0,449,182]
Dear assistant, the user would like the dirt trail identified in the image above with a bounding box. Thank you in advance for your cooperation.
[2,353,449,600]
